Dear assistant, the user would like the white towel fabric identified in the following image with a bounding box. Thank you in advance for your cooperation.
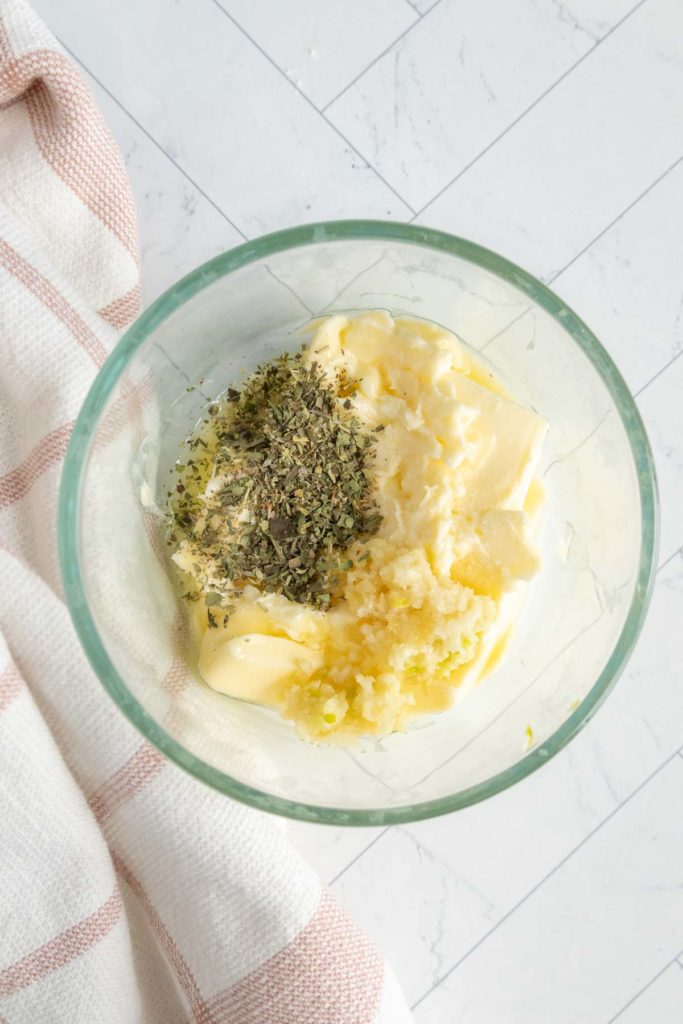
[0,2,411,1020]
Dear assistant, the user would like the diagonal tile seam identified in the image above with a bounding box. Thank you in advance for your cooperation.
[73,41,681,407]
[437,151,683,358]
[410,748,683,1011]
[59,0,680,903]
[417,152,683,424]
[321,0,443,112]
[410,0,649,221]
[90,0,679,880]
[344,749,397,794]
[209,0,418,215]
[634,348,682,398]
[541,153,683,287]
[62,0,669,333]
[263,264,315,316]
[542,412,611,479]
[58,40,249,243]
[62,7,681,377]
[65,26,682,1006]
[606,950,683,1023]
[454,154,683,396]
[402,0,439,20]
[328,162,682,877]
[63,15,681,408]
[329,827,391,886]
[657,545,682,577]
[62,33,338,315]
[330,546,681,887]
[81,0,682,987]
[414,609,606,790]
[72,20,683,413]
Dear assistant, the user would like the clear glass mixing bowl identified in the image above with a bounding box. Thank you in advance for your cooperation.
[58,221,658,825]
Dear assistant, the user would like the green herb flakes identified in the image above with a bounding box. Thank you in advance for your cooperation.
[168,351,380,609]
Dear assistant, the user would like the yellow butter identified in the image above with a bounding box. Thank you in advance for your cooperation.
[182,311,547,740]
[199,631,322,704]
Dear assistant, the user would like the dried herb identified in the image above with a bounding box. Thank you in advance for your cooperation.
[168,351,381,610]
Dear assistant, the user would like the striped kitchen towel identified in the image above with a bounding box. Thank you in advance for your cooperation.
[0,1,411,1021]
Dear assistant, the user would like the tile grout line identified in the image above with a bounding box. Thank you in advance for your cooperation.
[417,610,606,787]
[657,544,682,576]
[209,0,417,215]
[305,126,674,878]
[476,153,683,358]
[479,308,531,352]
[59,3,680,387]
[326,539,680,894]
[634,347,683,398]
[546,154,683,287]
[58,2,680,908]
[328,827,391,886]
[344,750,398,794]
[262,265,315,316]
[58,40,250,243]
[62,5,402,886]
[476,154,683,377]
[62,13,681,401]
[410,0,649,221]
[322,254,385,313]
[606,953,683,1022]
[542,411,611,479]
[321,0,444,112]
[410,749,682,1011]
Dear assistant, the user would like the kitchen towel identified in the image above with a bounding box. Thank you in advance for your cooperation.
[0,1,411,1020]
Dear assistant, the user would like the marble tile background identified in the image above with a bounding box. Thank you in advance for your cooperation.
[33,0,683,1019]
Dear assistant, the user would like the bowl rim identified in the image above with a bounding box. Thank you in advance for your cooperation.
[58,219,659,826]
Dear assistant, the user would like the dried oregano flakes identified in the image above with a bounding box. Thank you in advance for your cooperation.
[167,351,381,616]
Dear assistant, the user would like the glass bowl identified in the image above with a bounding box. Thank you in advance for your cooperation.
[58,221,658,825]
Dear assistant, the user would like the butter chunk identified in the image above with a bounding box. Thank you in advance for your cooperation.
[450,374,547,512]
[199,632,322,704]
[451,510,541,599]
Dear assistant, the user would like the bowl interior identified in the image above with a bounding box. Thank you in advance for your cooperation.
[61,224,657,824]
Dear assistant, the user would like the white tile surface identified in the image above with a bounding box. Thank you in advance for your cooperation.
[413,755,683,1023]
[550,158,683,393]
[332,550,683,1007]
[30,0,683,1018]
[33,0,411,238]
[613,962,683,1024]
[287,821,387,886]
[420,0,683,280]
[215,0,418,109]
[85,79,243,305]
[327,0,635,209]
